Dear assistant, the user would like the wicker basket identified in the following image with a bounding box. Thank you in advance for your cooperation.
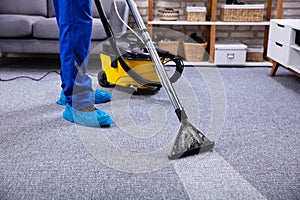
[186,7,206,22]
[246,45,264,62]
[158,8,179,21]
[246,52,263,62]
[220,4,264,22]
[183,42,207,62]
[157,40,180,56]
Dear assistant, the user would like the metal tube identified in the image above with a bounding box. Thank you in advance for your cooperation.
[126,0,183,112]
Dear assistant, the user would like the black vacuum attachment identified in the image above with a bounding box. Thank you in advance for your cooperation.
[169,109,215,160]
[168,121,215,160]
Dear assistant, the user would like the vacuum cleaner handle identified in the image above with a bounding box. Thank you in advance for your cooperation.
[94,0,162,89]
[126,0,187,122]
[125,0,215,160]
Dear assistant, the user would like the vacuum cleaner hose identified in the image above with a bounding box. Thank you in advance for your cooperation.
[95,0,162,89]
[156,48,184,83]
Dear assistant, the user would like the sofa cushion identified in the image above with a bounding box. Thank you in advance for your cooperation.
[33,18,59,39]
[33,17,106,40]
[0,0,47,16]
[47,0,112,18]
[0,15,46,38]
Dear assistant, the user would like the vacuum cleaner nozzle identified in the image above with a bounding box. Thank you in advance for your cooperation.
[168,121,215,160]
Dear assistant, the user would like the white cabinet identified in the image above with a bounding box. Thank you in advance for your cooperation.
[267,19,300,76]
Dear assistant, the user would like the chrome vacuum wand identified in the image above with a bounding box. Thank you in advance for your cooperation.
[127,0,215,159]
[126,0,186,122]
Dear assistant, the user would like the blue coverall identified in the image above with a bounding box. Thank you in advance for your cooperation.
[53,0,93,110]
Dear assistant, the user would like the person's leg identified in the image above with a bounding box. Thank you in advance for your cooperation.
[53,0,113,126]
[55,0,92,110]
[54,0,112,107]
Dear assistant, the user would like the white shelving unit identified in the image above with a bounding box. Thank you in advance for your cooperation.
[179,61,273,66]
[148,20,271,26]
[148,0,284,67]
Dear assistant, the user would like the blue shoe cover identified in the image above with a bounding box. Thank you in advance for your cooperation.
[63,104,114,127]
[57,89,112,105]
[56,90,67,105]
[92,89,113,104]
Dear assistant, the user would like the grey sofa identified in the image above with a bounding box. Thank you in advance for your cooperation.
[0,0,129,55]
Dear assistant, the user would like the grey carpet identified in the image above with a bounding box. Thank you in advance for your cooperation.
[216,67,300,200]
[0,57,299,200]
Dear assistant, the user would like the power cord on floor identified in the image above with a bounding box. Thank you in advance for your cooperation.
[0,70,60,82]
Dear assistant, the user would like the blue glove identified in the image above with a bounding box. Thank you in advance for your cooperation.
[63,103,114,127]
[56,89,112,105]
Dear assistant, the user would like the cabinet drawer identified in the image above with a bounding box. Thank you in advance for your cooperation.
[267,39,289,66]
[269,21,292,46]
[288,48,300,73]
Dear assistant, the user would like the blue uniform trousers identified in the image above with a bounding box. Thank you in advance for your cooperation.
[53,0,93,110]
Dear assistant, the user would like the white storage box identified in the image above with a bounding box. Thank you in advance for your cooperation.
[214,42,247,65]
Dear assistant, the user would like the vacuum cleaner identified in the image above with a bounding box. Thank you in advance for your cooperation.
[99,33,184,94]
[95,0,215,160]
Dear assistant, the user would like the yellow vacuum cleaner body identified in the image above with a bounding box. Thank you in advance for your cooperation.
[99,53,160,91]
[98,41,184,93]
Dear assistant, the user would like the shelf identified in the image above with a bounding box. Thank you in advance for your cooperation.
[165,60,273,67]
[148,20,270,26]
[148,20,214,26]
[238,61,273,67]
[214,21,270,26]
